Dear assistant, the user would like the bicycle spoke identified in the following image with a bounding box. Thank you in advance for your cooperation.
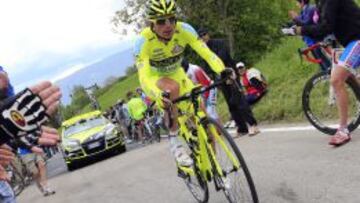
[303,72,360,134]
[205,119,258,203]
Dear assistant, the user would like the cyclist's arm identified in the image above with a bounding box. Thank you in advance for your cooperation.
[182,23,225,74]
[134,37,163,99]
[301,0,338,38]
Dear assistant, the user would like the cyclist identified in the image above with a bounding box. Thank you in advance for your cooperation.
[198,28,259,137]
[134,0,228,166]
[181,59,220,122]
[127,91,148,143]
[236,62,267,106]
[289,0,360,146]
[136,87,153,107]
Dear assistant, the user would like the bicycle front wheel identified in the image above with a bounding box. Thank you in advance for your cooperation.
[203,118,258,203]
[302,72,360,135]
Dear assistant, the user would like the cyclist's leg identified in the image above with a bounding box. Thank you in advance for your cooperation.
[330,40,359,145]
[136,121,144,142]
[157,77,180,131]
[156,69,195,166]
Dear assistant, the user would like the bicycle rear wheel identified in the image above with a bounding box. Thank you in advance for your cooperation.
[203,118,258,203]
[302,72,360,135]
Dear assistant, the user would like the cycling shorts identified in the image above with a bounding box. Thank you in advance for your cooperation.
[141,66,195,110]
[339,40,360,73]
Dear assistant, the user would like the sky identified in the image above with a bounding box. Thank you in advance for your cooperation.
[0,0,134,91]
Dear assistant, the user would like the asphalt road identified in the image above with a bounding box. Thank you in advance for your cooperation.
[18,126,360,203]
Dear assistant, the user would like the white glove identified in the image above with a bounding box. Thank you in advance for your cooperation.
[281,28,296,36]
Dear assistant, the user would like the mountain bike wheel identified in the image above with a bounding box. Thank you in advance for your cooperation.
[302,71,360,135]
[203,118,258,203]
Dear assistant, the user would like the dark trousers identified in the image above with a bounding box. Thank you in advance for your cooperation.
[221,82,257,133]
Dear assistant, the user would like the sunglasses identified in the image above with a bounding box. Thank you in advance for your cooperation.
[154,16,177,25]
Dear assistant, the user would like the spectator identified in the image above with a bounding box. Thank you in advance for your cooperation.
[181,59,220,122]
[236,62,268,106]
[0,67,56,198]
[198,28,259,136]
[287,0,331,71]
[115,99,132,142]
[0,66,15,101]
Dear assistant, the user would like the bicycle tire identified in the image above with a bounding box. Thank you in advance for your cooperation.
[8,166,25,196]
[302,71,360,135]
[203,118,258,203]
[178,119,209,203]
[182,166,209,203]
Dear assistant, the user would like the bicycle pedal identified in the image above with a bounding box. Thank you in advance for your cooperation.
[177,169,187,179]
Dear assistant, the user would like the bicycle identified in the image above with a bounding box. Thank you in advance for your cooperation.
[299,40,360,135]
[164,77,258,203]
[7,154,35,196]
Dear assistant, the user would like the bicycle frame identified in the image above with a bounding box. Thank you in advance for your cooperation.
[174,86,240,182]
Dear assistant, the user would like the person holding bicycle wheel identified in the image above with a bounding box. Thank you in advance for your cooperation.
[134,0,231,167]
[287,0,360,146]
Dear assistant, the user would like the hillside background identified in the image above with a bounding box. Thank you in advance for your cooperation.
[60,0,359,123]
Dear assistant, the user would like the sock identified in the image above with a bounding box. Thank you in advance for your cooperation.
[339,127,349,134]
[168,130,181,155]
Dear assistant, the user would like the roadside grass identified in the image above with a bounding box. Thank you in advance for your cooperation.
[83,37,320,123]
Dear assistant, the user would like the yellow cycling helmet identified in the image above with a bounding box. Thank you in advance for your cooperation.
[146,0,177,20]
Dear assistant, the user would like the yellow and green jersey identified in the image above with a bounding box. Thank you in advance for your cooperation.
[134,22,225,99]
[127,97,147,121]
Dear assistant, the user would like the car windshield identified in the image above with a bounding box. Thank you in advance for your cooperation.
[64,117,107,137]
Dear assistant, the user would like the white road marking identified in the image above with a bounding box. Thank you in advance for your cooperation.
[227,125,337,133]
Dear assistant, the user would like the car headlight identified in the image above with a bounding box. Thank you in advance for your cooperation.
[63,139,81,151]
[105,126,118,139]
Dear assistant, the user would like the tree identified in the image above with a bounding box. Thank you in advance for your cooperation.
[125,65,137,76]
[112,0,293,64]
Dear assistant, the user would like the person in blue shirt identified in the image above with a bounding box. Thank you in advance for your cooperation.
[0,66,15,99]
[0,66,17,203]
[289,0,331,71]
[288,0,331,71]
[289,0,318,46]
[0,66,56,199]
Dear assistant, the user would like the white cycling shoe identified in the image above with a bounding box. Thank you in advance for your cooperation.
[173,146,193,167]
[222,177,231,190]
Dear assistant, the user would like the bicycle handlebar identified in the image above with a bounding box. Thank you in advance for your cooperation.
[298,40,334,64]
[172,79,226,104]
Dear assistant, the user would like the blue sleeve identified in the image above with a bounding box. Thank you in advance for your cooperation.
[133,36,146,57]
[294,5,316,26]
[7,84,15,97]
[181,22,199,37]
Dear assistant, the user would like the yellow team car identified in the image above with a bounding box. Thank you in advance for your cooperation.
[61,111,126,170]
